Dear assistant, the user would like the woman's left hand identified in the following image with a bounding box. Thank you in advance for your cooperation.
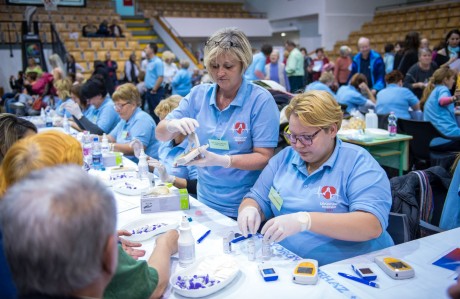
[261,212,310,243]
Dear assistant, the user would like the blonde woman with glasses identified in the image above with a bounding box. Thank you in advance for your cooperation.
[238,90,394,265]
[156,27,280,218]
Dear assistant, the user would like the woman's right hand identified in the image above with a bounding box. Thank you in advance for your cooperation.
[166,118,199,135]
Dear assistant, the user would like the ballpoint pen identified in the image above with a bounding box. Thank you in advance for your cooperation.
[230,234,253,243]
[196,230,211,244]
[338,272,380,288]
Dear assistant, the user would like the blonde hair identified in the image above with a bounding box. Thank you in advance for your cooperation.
[204,27,253,80]
[0,131,83,196]
[54,78,72,100]
[319,71,335,85]
[420,66,456,110]
[112,83,141,107]
[162,50,176,61]
[179,59,190,69]
[154,95,182,120]
[285,90,343,130]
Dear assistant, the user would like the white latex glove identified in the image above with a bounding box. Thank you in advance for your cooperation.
[186,145,231,168]
[129,138,143,158]
[237,206,261,237]
[261,212,311,243]
[166,118,199,135]
[148,158,175,183]
[63,101,83,119]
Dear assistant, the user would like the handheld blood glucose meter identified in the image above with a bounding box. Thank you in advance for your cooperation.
[292,259,318,285]
[374,256,415,279]
[258,263,278,282]
[351,264,377,281]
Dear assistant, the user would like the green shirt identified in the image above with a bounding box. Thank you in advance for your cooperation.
[104,245,159,299]
[285,48,305,77]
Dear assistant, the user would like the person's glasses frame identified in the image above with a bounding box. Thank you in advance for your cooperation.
[114,102,130,110]
[205,39,240,49]
[284,128,323,146]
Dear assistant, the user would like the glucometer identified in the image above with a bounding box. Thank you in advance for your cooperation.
[292,259,318,285]
[374,256,415,280]
[351,264,377,281]
[258,263,278,282]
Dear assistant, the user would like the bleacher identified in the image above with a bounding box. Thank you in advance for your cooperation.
[327,2,460,61]
[139,0,256,19]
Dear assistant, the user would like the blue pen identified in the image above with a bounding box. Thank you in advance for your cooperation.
[230,234,253,243]
[196,230,211,244]
[338,272,380,288]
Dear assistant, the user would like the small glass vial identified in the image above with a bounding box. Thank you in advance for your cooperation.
[262,240,271,260]
[247,239,255,261]
[223,236,231,254]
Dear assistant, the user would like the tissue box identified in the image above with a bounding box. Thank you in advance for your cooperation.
[103,152,124,167]
[141,187,189,213]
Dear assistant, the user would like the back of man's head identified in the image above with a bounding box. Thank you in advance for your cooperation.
[0,165,117,296]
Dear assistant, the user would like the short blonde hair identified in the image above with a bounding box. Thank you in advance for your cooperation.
[154,95,182,120]
[162,50,176,61]
[0,131,83,196]
[112,83,141,107]
[285,90,343,130]
[204,27,252,80]
[319,71,335,84]
[54,78,72,100]
[179,59,190,69]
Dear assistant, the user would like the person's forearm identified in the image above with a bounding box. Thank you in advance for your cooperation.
[112,143,139,155]
[153,77,163,91]
[309,211,382,241]
[148,246,172,299]
[173,177,187,189]
[156,119,179,141]
[230,150,274,170]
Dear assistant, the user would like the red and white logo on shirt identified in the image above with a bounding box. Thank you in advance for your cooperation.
[231,121,249,144]
[320,186,337,200]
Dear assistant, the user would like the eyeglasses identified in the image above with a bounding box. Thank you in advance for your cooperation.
[205,39,240,49]
[284,128,322,146]
[114,102,130,110]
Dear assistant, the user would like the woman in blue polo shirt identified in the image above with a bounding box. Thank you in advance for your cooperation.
[337,73,376,113]
[376,70,420,119]
[108,83,159,161]
[63,76,120,135]
[421,66,460,151]
[156,27,280,218]
[237,90,394,265]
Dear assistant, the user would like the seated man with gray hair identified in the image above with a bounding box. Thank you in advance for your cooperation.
[0,165,118,299]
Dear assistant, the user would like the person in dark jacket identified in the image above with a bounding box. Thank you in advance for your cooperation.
[397,31,420,76]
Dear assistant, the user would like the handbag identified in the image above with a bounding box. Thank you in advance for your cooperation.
[32,96,44,111]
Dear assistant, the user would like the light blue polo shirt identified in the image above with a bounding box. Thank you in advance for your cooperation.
[56,98,73,118]
[245,139,394,265]
[157,139,197,180]
[305,81,336,99]
[336,85,368,113]
[244,52,266,81]
[109,107,159,161]
[423,85,460,146]
[171,69,192,96]
[86,95,120,133]
[375,84,419,120]
[145,56,164,89]
[440,161,460,230]
[166,78,280,217]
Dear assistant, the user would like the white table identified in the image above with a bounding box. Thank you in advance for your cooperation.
[110,159,459,298]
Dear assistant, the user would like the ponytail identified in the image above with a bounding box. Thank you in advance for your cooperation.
[420,78,435,111]
[419,66,456,111]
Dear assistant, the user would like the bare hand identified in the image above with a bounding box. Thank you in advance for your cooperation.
[156,230,179,255]
[117,229,146,260]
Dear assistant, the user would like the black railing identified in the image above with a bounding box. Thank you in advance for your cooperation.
[50,22,66,63]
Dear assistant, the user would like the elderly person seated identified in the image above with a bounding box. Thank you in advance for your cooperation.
[171,60,192,96]
[63,76,120,135]
[337,73,376,113]
[237,90,394,265]
[0,131,178,299]
[404,47,438,99]
[376,70,420,120]
[108,83,160,161]
[150,95,197,196]
[304,71,336,98]
[0,165,118,299]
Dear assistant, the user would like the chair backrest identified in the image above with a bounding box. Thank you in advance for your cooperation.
[387,212,410,245]
[397,118,441,161]
[377,113,389,130]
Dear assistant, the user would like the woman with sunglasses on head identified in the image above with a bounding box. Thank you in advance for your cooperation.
[107,83,160,162]
[156,27,279,218]
[237,90,394,265]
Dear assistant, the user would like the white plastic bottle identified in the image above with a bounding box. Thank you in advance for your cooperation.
[137,148,151,186]
[365,109,378,129]
[178,216,195,267]
[101,133,110,153]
